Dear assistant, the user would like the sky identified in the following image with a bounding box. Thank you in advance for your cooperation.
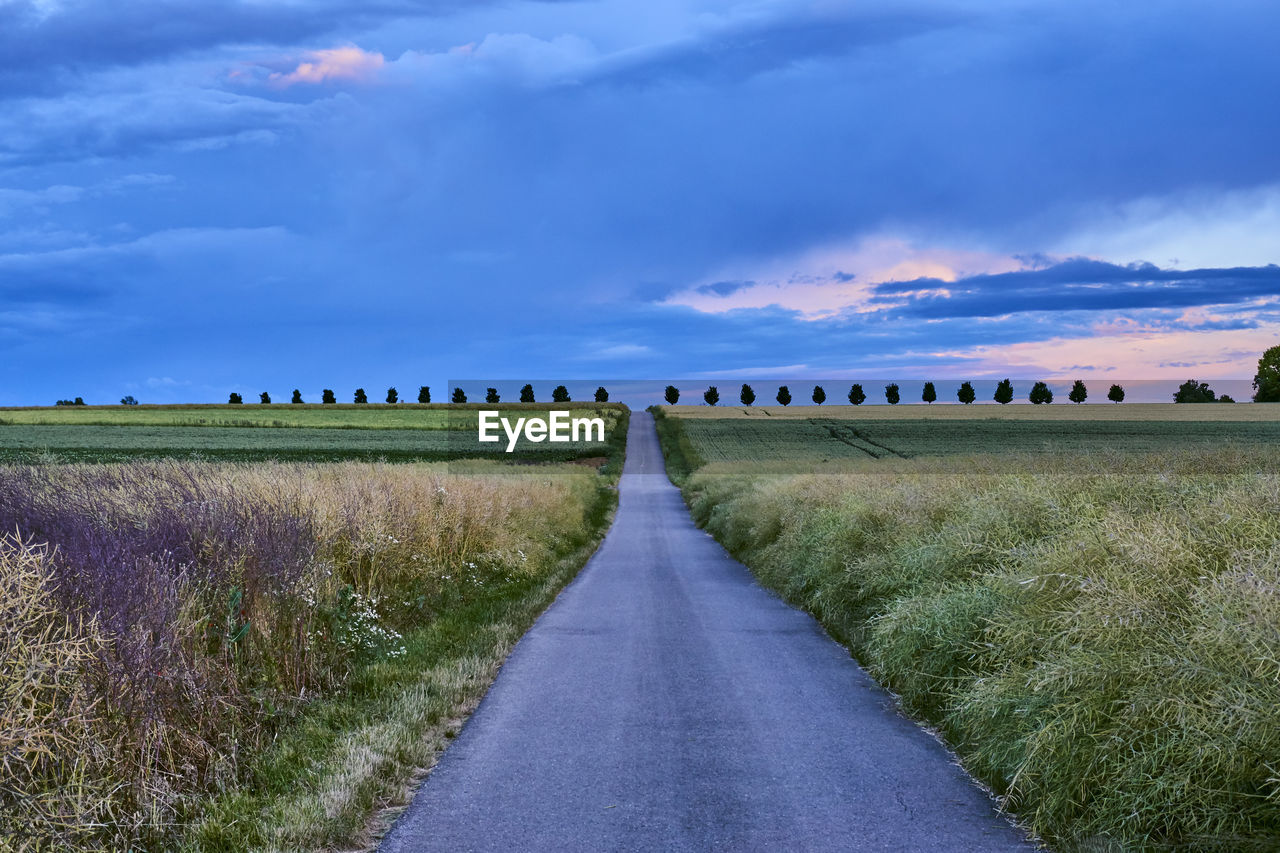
[1,0,1279,405]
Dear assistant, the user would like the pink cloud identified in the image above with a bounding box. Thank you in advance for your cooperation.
[927,322,1280,379]
[268,46,385,88]
[663,236,1024,318]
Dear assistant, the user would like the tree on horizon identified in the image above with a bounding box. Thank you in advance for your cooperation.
[322,389,336,404]
[1029,381,1053,404]
[704,386,720,406]
[292,389,303,404]
[228,392,243,404]
[922,381,937,404]
[259,391,271,404]
[486,388,500,403]
[520,384,535,402]
[452,387,467,403]
[812,385,826,405]
[848,383,866,405]
[386,387,398,404]
[885,383,900,405]
[1253,344,1280,402]
[1068,380,1088,404]
[664,385,680,404]
[993,378,1013,405]
[957,381,976,404]
[354,388,368,404]
[1107,384,1125,403]
[595,386,609,402]
[776,385,791,406]
[552,385,571,402]
[1173,379,1216,403]
[418,386,431,403]
[740,384,756,406]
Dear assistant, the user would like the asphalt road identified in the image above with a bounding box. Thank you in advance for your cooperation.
[380,412,1035,852]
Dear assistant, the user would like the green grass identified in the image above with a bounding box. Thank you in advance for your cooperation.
[0,402,623,431]
[0,403,628,468]
[189,471,619,852]
[0,403,460,430]
[666,402,1280,421]
[668,415,1280,467]
[657,410,1280,851]
[2,407,629,850]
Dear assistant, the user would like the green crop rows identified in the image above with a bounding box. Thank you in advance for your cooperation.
[676,416,1280,464]
[0,404,628,468]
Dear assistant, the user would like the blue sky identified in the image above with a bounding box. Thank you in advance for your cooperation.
[2,0,1278,405]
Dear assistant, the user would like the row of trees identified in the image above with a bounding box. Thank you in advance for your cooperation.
[227,385,612,405]
[665,380,1127,406]
[87,345,1280,407]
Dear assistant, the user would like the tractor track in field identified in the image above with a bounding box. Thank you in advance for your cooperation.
[813,420,911,459]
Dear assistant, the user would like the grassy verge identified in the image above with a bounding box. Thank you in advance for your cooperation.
[648,406,703,485]
[669,448,1280,851]
[190,477,617,851]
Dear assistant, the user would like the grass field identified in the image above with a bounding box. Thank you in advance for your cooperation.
[678,417,1280,463]
[666,402,1280,421]
[653,405,1280,479]
[0,457,621,851]
[656,407,1280,850]
[1,404,630,850]
[0,402,622,430]
[0,403,628,469]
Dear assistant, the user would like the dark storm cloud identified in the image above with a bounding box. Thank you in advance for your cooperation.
[872,261,1280,318]
[0,0,544,96]
[697,280,754,296]
[590,4,971,87]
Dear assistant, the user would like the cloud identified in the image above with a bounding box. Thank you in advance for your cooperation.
[666,236,1025,317]
[696,280,754,297]
[0,173,174,218]
[0,0,487,97]
[266,46,385,87]
[1054,183,1280,270]
[0,83,306,166]
[871,260,1280,319]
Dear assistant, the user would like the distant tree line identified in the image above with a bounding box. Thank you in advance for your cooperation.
[200,344,1280,408]
[659,379,1134,407]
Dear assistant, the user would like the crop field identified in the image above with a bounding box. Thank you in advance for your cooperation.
[0,403,627,467]
[0,402,620,430]
[665,402,1280,421]
[656,407,1280,850]
[655,408,1280,475]
[0,404,630,850]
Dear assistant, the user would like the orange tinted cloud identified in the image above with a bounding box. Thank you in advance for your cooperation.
[928,320,1279,379]
[269,46,385,87]
[663,236,1024,318]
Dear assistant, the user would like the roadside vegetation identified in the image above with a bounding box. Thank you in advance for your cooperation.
[657,410,1280,850]
[1,408,628,851]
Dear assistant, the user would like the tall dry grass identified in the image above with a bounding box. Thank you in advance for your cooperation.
[685,448,1280,851]
[0,460,598,851]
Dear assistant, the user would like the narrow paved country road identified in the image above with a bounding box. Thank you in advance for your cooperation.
[381,412,1035,852]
